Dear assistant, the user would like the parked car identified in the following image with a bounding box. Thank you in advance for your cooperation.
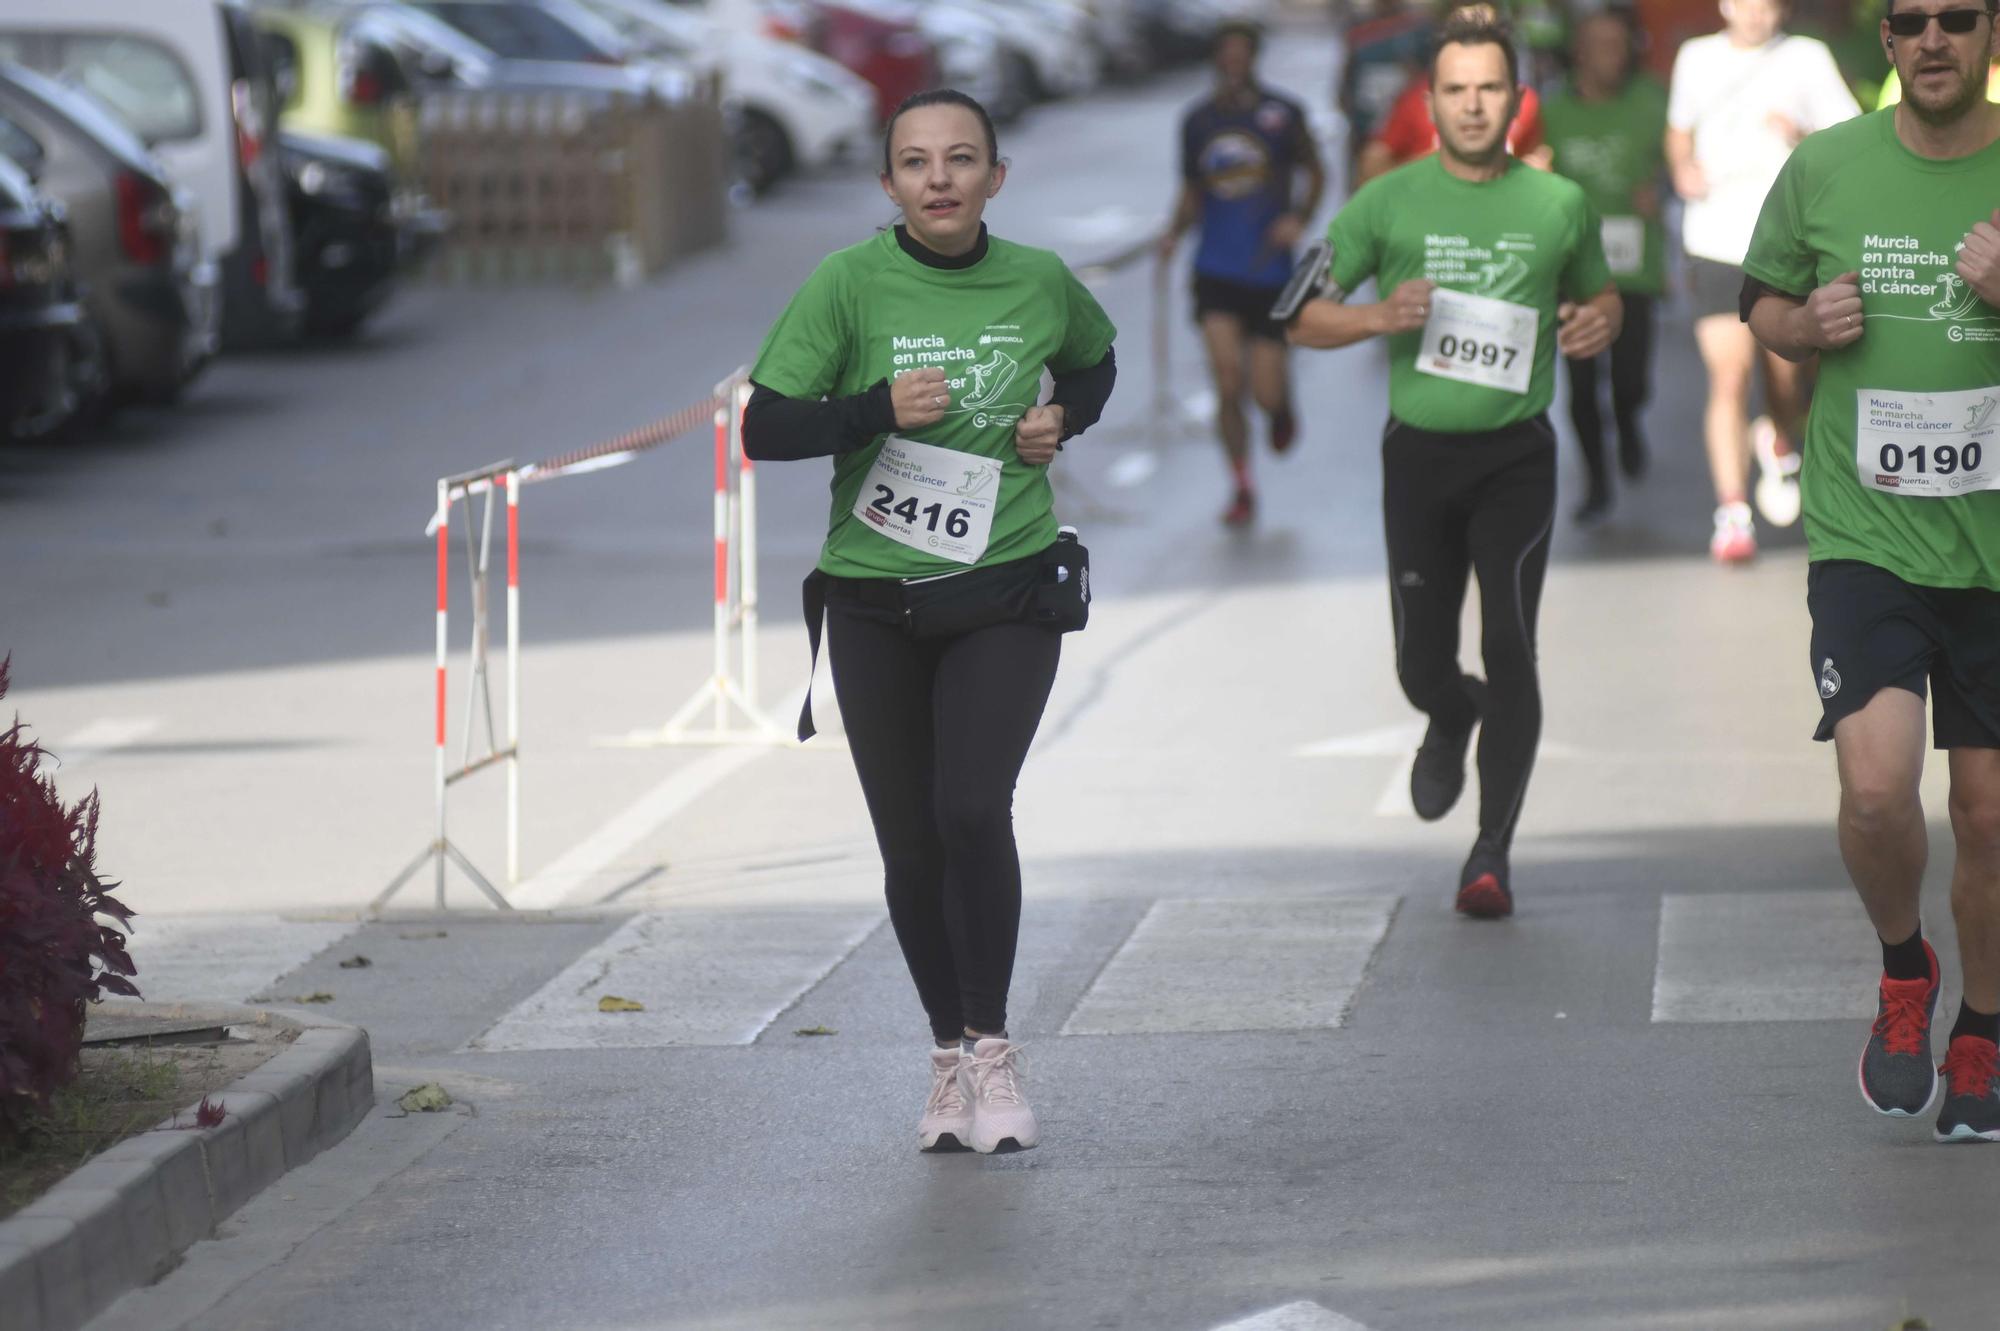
[281,126,441,335]
[253,2,424,180]
[0,1,303,349]
[0,152,86,441]
[0,65,216,409]
[570,0,874,193]
[395,0,700,98]
[806,0,937,124]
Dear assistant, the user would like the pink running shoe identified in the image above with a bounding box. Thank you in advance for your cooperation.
[963,1038,1039,1154]
[919,1047,973,1152]
[1710,502,1756,564]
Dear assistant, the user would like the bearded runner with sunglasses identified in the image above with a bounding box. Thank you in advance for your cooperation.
[743,90,1116,1155]
[1290,5,1619,918]
[1743,0,2000,1142]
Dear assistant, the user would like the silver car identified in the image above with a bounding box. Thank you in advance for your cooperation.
[0,64,215,407]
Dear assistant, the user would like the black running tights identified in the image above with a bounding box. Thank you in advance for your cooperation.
[1565,293,1655,492]
[826,608,1060,1044]
[1382,417,1555,846]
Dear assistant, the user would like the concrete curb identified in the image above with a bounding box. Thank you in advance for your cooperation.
[0,1005,374,1331]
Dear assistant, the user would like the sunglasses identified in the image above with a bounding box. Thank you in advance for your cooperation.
[1887,7,1993,34]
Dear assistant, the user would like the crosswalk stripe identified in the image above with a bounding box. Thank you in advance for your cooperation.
[1212,1301,1376,1330]
[1061,896,1399,1036]
[471,908,883,1051]
[109,915,358,1005]
[1652,891,1877,1023]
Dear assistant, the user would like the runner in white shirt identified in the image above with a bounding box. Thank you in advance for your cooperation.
[1665,0,1859,561]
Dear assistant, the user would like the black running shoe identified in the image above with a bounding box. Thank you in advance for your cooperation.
[1858,939,1939,1117]
[1934,1035,2000,1142]
[1410,676,1486,821]
[1454,832,1512,919]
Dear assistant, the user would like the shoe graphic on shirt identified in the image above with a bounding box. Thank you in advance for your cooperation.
[961,349,1020,409]
[1930,272,1980,322]
[1471,252,1529,296]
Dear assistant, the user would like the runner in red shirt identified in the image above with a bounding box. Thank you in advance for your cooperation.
[1354,70,1549,185]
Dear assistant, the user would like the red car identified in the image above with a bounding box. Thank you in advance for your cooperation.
[786,0,937,125]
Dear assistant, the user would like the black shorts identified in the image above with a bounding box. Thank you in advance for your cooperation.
[1687,257,1743,321]
[1806,558,2000,747]
[1193,272,1288,343]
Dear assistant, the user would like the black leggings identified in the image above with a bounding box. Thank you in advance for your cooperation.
[825,607,1060,1044]
[1382,417,1555,846]
[1565,293,1655,491]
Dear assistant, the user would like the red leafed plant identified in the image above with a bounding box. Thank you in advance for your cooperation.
[0,657,139,1140]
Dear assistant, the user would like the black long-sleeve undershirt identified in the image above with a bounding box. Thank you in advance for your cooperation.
[743,346,1116,462]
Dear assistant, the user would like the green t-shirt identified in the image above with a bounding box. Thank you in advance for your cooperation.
[1742,110,2000,590]
[1541,75,1669,295]
[1326,157,1611,433]
[751,228,1117,579]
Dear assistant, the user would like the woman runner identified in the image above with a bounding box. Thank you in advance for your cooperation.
[741,90,1117,1154]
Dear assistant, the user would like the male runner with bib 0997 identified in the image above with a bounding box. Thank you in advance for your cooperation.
[1741,0,2000,1142]
[1289,4,1620,919]
[742,91,1117,1155]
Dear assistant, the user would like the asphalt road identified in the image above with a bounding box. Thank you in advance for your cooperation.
[3,25,1991,1331]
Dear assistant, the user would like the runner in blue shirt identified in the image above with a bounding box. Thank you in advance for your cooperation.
[1161,22,1326,526]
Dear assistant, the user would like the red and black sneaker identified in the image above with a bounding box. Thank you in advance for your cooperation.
[1858,940,1940,1117]
[1454,833,1512,920]
[1221,487,1256,528]
[1934,1035,2000,1142]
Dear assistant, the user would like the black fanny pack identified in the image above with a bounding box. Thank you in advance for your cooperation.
[797,531,1091,740]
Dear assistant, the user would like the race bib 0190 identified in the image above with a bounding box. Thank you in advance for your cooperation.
[1601,216,1644,276]
[1855,387,2000,498]
[1416,288,1537,395]
[855,436,1003,564]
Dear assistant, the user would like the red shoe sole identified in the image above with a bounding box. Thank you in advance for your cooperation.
[1456,875,1513,919]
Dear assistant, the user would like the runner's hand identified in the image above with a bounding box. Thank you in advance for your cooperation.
[892,368,951,430]
[1265,213,1306,251]
[1957,210,2000,307]
[1800,271,1865,350]
[1557,301,1613,359]
[1631,182,1660,220]
[1014,405,1065,466]
[1671,160,1708,202]
[1376,279,1436,335]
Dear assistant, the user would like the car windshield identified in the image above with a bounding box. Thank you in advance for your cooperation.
[0,32,202,145]
[418,3,624,62]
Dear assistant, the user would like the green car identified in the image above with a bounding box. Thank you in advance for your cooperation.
[253,4,421,181]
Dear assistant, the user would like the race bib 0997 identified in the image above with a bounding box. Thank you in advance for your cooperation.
[1416,288,1538,395]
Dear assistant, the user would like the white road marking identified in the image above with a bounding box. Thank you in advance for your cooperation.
[508,745,772,910]
[1062,896,1398,1036]
[1212,1300,1376,1330]
[1182,387,1217,420]
[471,908,882,1050]
[1106,450,1159,488]
[1652,891,1876,1023]
[37,717,161,773]
[105,915,358,1005]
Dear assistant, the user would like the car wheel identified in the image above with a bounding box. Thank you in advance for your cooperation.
[734,111,794,198]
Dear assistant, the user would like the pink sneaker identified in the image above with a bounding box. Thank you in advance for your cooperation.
[1710,502,1756,564]
[962,1038,1039,1154]
[919,1047,973,1152]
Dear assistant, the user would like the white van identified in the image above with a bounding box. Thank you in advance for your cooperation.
[0,0,302,346]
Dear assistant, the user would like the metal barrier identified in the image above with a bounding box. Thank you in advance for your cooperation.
[374,370,772,913]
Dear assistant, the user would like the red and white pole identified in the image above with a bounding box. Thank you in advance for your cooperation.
[505,469,521,888]
[433,477,450,907]
[734,380,760,712]
[711,404,730,732]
